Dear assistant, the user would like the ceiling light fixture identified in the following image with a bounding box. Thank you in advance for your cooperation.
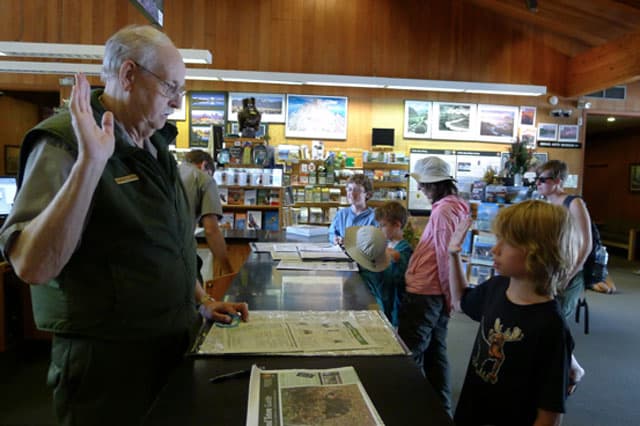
[0,57,546,96]
[0,60,102,75]
[307,81,385,88]
[607,117,616,122]
[386,85,464,92]
[0,41,212,64]
[221,77,304,85]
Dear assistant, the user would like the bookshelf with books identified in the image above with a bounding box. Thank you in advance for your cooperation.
[214,134,285,230]
[286,159,362,226]
[217,183,284,231]
[220,137,271,167]
[362,161,409,208]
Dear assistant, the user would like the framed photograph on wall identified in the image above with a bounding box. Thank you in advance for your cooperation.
[519,106,537,126]
[190,125,213,148]
[228,93,286,123]
[558,124,579,142]
[630,164,640,192]
[190,92,226,109]
[189,91,226,147]
[285,94,348,140]
[191,109,225,126]
[167,95,186,121]
[4,145,20,175]
[537,123,558,141]
[519,125,537,149]
[476,104,518,143]
[403,100,432,139]
[432,102,476,140]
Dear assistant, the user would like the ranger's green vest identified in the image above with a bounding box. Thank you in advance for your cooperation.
[20,90,199,340]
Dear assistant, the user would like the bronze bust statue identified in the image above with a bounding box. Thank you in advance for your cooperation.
[237,97,261,138]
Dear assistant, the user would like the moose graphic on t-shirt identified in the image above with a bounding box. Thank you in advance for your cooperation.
[472,318,523,384]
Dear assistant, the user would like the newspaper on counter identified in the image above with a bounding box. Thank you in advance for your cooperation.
[277,260,359,271]
[251,242,336,253]
[264,243,351,261]
[252,242,300,252]
[246,365,385,426]
[269,251,301,261]
[197,310,408,356]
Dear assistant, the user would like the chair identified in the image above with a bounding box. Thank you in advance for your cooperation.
[575,296,589,334]
[204,272,238,301]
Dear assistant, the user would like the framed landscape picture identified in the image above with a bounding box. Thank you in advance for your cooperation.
[190,92,226,109]
[404,100,432,139]
[167,96,186,121]
[558,124,579,142]
[189,91,226,147]
[432,102,476,140]
[285,94,348,140]
[537,123,558,141]
[228,92,286,123]
[191,109,225,126]
[519,125,537,149]
[190,125,212,148]
[519,106,537,126]
[476,104,518,143]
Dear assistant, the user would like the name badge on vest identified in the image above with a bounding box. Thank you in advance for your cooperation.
[114,174,140,185]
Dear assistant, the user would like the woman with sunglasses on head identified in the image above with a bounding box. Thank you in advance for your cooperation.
[536,159,588,394]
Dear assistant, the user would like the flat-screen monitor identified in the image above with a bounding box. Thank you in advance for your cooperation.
[0,176,17,217]
[372,128,394,147]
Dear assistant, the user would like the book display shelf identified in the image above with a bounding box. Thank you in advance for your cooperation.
[362,161,409,208]
[286,159,361,226]
[215,138,284,231]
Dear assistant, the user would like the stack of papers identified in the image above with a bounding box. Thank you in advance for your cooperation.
[298,245,350,261]
[277,260,358,271]
[285,225,329,237]
[251,242,352,262]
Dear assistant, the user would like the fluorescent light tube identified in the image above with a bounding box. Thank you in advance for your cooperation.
[220,77,303,85]
[306,81,385,88]
[0,41,213,64]
[386,85,464,92]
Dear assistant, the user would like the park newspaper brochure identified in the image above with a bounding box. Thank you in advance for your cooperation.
[276,260,359,271]
[197,310,408,356]
[285,224,329,237]
[246,365,384,426]
[250,241,353,265]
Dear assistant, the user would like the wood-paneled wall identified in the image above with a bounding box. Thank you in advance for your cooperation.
[0,94,40,174]
[583,128,640,224]
[3,0,640,194]
[1,0,567,92]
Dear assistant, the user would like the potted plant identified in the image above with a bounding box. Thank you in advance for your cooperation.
[504,139,532,186]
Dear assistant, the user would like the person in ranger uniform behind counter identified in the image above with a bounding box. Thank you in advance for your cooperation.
[0,25,248,425]
[179,149,233,279]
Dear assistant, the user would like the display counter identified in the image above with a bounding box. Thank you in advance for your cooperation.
[145,231,454,426]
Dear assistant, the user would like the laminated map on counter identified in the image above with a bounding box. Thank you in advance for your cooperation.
[195,310,409,356]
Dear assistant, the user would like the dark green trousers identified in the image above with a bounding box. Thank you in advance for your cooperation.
[47,332,189,426]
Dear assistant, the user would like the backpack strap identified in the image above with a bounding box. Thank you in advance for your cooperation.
[562,195,579,209]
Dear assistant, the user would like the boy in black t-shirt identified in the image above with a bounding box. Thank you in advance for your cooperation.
[448,200,579,426]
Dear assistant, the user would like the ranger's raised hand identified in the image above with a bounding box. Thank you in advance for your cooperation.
[69,73,115,165]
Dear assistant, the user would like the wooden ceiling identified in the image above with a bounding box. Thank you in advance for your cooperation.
[468,0,640,57]
[468,0,640,96]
